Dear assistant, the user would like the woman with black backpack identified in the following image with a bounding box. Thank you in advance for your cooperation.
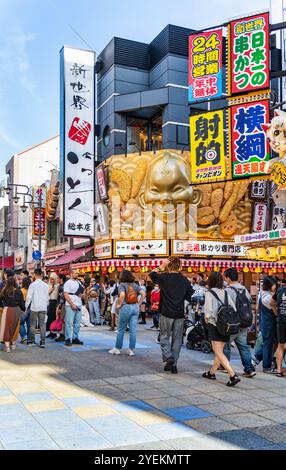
[108,270,146,356]
[203,271,240,387]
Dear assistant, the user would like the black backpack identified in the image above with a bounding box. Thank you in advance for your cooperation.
[229,286,253,328]
[209,290,240,336]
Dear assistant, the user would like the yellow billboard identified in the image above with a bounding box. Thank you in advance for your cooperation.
[190,109,227,183]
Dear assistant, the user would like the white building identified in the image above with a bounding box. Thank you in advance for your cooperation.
[5,136,59,267]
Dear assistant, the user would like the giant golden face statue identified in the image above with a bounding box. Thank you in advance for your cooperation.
[140,152,201,223]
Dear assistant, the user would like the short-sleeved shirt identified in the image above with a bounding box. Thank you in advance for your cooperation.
[273,286,286,320]
[118,283,141,305]
[64,279,83,307]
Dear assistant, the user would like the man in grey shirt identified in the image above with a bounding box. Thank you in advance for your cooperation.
[223,268,256,378]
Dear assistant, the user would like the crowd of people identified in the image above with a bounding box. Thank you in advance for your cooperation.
[0,258,285,386]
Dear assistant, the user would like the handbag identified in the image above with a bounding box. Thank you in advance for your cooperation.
[50,317,63,332]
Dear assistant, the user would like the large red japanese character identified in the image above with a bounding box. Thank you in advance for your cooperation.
[68,117,92,145]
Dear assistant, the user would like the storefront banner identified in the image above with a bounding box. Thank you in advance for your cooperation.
[172,240,246,257]
[235,228,286,244]
[114,240,168,257]
[14,248,25,269]
[32,208,46,240]
[95,203,109,237]
[61,46,95,237]
[96,165,108,201]
[190,109,226,183]
[94,241,112,259]
[188,28,223,103]
[32,186,47,208]
[230,12,269,95]
[251,180,267,199]
[252,202,267,232]
[272,206,286,230]
[231,100,270,178]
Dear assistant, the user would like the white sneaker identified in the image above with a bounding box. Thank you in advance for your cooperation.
[127,349,135,356]
[108,348,120,355]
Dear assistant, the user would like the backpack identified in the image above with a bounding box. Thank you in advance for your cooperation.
[125,284,138,304]
[229,286,253,328]
[209,290,240,336]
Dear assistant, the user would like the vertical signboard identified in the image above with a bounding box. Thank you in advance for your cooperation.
[230,12,269,95]
[32,208,46,240]
[231,100,270,178]
[252,202,267,233]
[190,109,226,182]
[60,46,95,237]
[188,28,223,102]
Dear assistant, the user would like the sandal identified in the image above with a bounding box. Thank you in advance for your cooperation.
[11,344,16,350]
[202,371,216,380]
[276,372,285,377]
[4,347,11,353]
[226,374,240,387]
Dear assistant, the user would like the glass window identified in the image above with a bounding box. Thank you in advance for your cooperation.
[127,117,148,154]
[103,125,111,147]
[151,115,162,151]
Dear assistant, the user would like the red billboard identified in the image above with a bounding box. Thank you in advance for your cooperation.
[230,12,269,95]
[231,99,270,178]
[32,208,46,239]
[188,28,223,102]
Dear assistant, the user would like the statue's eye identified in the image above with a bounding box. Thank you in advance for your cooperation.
[274,129,280,136]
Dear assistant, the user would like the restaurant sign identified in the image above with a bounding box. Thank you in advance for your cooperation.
[114,240,168,257]
[94,241,112,259]
[235,228,286,245]
[172,240,246,257]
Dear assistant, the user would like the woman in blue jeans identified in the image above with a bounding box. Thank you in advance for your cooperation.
[109,270,146,356]
[254,277,277,372]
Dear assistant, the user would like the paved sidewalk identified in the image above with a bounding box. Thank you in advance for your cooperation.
[0,324,286,450]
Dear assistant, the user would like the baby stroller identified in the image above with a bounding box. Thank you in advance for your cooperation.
[184,312,212,354]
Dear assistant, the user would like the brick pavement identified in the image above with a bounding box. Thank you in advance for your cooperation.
[0,324,286,450]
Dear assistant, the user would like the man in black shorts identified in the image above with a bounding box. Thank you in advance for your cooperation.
[272,279,286,377]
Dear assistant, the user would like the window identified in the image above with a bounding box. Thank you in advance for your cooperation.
[127,117,148,153]
[176,125,189,147]
[103,125,111,147]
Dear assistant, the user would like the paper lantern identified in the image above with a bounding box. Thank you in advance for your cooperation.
[243,267,249,273]
[277,246,286,260]
[117,266,123,272]
[246,248,257,260]
[108,267,113,273]
[284,268,286,273]
[94,266,100,272]
[199,266,205,272]
[256,248,267,260]
[264,268,268,273]
[214,266,220,272]
[255,267,262,273]
[187,267,193,272]
[266,247,278,261]
[272,268,277,274]
[278,267,283,273]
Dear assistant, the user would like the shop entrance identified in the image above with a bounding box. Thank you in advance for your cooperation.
[127,115,162,154]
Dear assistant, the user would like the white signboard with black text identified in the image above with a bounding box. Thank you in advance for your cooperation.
[61,46,95,237]
[94,241,112,258]
[252,203,267,233]
[172,240,246,257]
[115,240,168,257]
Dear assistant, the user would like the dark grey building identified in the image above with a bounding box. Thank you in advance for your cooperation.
[96,24,195,160]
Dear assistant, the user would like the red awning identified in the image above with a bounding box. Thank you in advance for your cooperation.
[47,246,93,268]
[0,256,14,269]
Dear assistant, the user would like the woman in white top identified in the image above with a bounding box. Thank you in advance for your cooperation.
[203,271,240,387]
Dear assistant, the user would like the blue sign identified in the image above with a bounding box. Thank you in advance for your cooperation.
[32,250,42,261]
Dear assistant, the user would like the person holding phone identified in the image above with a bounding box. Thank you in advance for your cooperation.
[63,269,85,347]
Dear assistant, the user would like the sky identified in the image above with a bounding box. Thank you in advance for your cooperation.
[0,0,271,176]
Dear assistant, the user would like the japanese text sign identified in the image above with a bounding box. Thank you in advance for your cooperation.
[61,46,95,237]
[96,166,108,200]
[188,28,223,102]
[32,208,46,240]
[231,100,270,178]
[270,162,286,188]
[172,240,246,257]
[230,12,269,94]
[32,186,46,208]
[272,205,286,230]
[190,109,226,183]
[94,241,112,259]
[251,180,267,199]
[252,202,267,233]
[115,240,168,257]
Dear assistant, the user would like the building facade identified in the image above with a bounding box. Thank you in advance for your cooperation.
[97,25,194,161]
